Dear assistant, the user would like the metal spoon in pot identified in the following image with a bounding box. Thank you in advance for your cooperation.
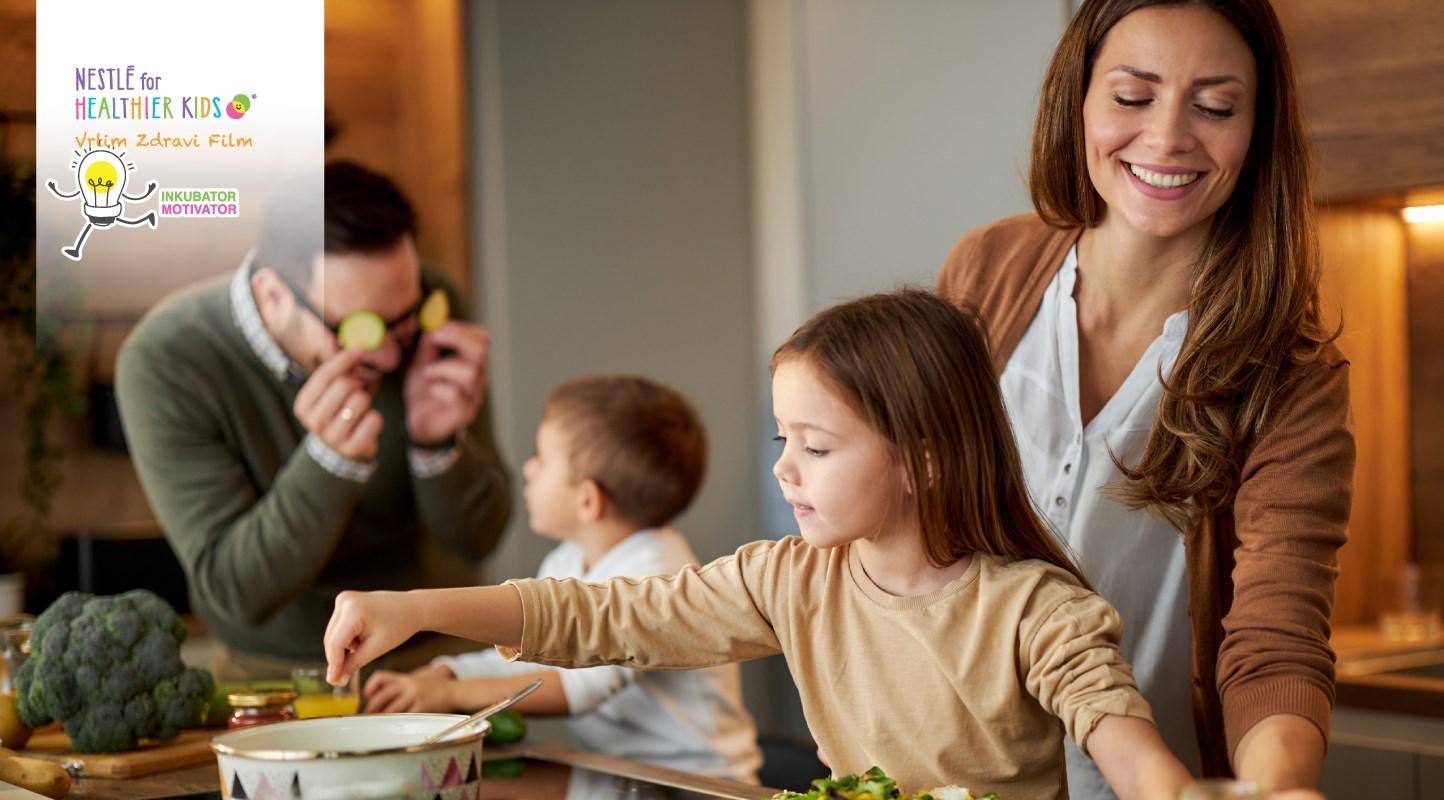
[421,678,543,745]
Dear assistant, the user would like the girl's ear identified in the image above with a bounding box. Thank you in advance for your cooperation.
[900,447,936,495]
[578,478,609,524]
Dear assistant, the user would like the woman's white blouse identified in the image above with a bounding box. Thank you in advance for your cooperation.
[998,246,1200,799]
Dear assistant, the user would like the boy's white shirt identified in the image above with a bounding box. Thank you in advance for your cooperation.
[433,527,762,783]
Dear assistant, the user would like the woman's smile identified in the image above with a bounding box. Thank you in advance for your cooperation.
[1123,161,1207,200]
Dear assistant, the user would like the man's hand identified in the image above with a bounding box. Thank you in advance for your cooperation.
[294,348,383,460]
[404,321,490,447]
[364,664,457,714]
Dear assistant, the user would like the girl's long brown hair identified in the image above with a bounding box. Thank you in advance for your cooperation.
[772,289,1091,589]
[1029,0,1334,529]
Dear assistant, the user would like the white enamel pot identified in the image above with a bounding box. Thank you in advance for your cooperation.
[210,713,491,800]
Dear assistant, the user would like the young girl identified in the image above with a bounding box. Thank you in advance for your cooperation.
[324,289,1191,800]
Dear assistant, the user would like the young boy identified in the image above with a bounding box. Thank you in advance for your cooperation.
[363,375,762,783]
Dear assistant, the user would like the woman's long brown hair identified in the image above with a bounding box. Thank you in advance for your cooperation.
[1029,0,1334,529]
[772,289,1091,589]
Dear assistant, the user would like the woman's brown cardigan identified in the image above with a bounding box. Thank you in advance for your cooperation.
[936,213,1355,777]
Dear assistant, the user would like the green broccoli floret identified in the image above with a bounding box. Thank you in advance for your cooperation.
[15,589,215,752]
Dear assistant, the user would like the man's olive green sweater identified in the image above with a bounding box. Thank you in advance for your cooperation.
[116,274,512,661]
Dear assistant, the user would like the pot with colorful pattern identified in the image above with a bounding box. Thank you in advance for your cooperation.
[210,712,490,800]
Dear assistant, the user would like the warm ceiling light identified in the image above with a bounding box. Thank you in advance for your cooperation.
[1403,205,1444,224]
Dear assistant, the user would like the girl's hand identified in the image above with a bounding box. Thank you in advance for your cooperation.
[324,590,417,684]
[364,665,457,714]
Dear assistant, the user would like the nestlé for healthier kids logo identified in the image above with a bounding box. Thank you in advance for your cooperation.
[46,65,254,260]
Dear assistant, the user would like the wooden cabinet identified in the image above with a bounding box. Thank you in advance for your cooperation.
[325,0,470,293]
[1410,222,1444,564]
[1274,0,1444,201]
[1318,207,1411,624]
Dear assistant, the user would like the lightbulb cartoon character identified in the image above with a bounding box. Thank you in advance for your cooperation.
[46,148,158,260]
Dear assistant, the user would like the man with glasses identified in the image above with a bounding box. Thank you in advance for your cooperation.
[116,161,512,680]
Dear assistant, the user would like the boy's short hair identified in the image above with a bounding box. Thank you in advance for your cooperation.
[543,375,707,531]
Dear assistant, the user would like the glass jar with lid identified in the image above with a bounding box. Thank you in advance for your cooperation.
[227,688,298,729]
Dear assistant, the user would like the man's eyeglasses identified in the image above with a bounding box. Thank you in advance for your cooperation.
[282,276,429,351]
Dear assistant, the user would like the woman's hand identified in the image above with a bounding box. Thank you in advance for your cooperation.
[364,664,458,714]
[324,590,419,685]
[1234,714,1326,796]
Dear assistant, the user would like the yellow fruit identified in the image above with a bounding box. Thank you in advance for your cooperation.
[0,752,70,799]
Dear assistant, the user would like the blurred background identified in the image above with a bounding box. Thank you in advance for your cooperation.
[2,0,1444,794]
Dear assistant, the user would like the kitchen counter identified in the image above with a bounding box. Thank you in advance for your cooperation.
[34,625,1436,799]
[1333,622,1444,718]
[55,741,779,800]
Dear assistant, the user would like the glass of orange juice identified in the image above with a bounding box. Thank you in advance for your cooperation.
[1177,780,1263,800]
[292,665,360,718]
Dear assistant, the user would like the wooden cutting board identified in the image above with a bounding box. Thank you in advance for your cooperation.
[18,727,217,778]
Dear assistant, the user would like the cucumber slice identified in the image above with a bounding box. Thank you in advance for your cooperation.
[338,310,386,351]
[419,289,450,333]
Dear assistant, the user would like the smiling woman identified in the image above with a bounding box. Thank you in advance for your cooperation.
[936,1,1351,798]
[1080,6,1256,241]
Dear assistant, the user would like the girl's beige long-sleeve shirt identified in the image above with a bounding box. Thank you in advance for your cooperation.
[502,538,1152,800]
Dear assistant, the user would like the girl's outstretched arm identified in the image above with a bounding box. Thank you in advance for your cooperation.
[1092,712,1328,800]
[324,585,524,684]
[1087,714,1192,800]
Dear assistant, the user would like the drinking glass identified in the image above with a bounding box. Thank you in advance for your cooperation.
[292,665,361,718]
[1380,563,1444,642]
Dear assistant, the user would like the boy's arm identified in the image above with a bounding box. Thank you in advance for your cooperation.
[1087,715,1192,800]
[437,646,639,716]
[365,662,569,715]
[326,585,524,684]
[449,672,571,716]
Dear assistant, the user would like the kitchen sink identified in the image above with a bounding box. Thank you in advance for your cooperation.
[1336,647,1444,717]
[1380,662,1444,681]
[1338,648,1444,679]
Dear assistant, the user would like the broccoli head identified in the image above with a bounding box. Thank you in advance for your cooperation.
[15,589,215,752]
